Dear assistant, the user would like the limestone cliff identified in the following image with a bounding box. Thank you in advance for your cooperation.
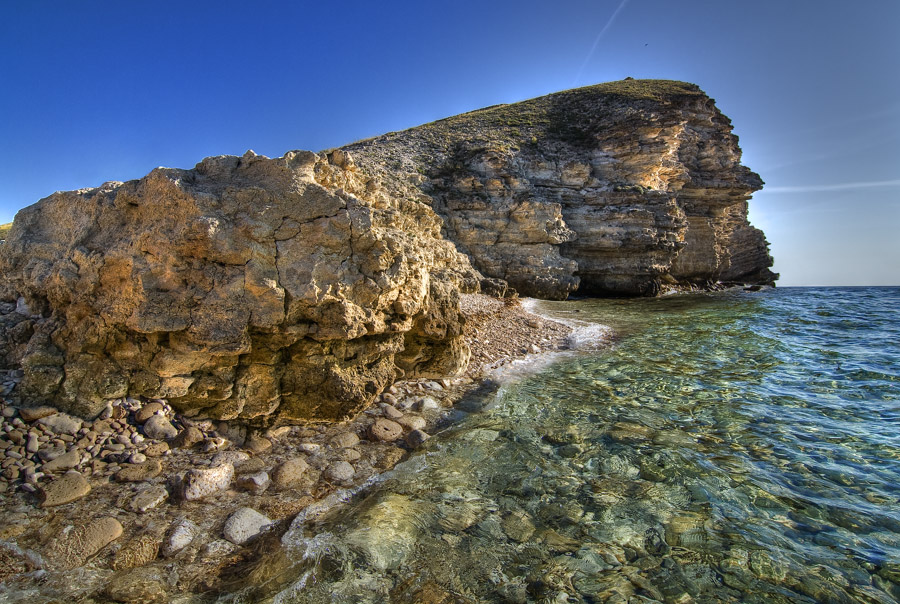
[343,79,776,297]
[0,79,776,421]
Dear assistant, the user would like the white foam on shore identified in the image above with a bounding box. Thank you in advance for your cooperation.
[520,297,614,352]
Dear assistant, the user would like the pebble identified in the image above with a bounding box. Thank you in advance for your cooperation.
[235,457,266,475]
[143,441,170,457]
[338,447,362,462]
[370,419,403,442]
[380,404,404,420]
[375,446,406,469]
[325,461,355,482]
[47,517,123,570]
[134,402,165,424]
[223,507,272,545]
[171,426,204,449]
[130,485,169,513]
[17,406,58,422]
[330,431,360,448]
[143,415,178,440]
[25,433,39,454]
[235,471,270,494]
[406,429,430,448]
[415,396,440,411]
[397,415,427,431]
[201,437,229,452]
[181,463,234,500]
[244,435,272,454]
[38,413,83,436]
[265,426,292,440]
[272,457,309,489]
[200,539,237,559]
[115,459,163,482]
[212,451,250,466]
[41,449,81,473]
[297,442,320,453]
[40,471,92,507]
[161,517,200,558]
[129,452,147,464]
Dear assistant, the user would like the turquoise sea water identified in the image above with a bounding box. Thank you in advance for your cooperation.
[229,287,900,603]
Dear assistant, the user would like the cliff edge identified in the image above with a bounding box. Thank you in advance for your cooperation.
[344,79,777,297]
[0,79,775,422]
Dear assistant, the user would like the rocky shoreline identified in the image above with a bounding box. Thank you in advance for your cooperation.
[0,294,574,603]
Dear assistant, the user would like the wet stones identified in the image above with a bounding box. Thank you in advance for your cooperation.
[180,463,234,500]
[47,516,123,570]
[110,533,161,570]
[106,566,168,603]
[271,457,309,489]
[130,484,169,513]
[325,461,355,483]
[161,517,199,558]
[330,431,360,448]
[370,419,403,442]
[223,507,272,545]
[114,459,162,482]
[40,471,91,507]
[396,414,426,431]
[406,429,430,448]
[501,510,536,543]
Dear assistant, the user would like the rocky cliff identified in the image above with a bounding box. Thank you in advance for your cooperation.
[0,79,775,421]
[0,151,480,422]
[343,79,776,297]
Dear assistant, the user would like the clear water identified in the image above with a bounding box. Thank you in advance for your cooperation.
[222,287,900,604]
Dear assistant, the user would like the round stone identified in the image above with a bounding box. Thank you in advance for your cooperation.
[325,461,355,482]
[222,507,272,545]
[271,457,309,489]
[370,419,403,442]
[143,416,178,440]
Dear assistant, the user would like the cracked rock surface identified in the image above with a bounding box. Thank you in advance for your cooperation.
[0,151,479,421]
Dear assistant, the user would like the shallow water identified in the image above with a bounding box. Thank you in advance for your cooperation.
[225,287,900,603]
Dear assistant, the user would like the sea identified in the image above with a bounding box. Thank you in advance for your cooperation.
[222,287,900,604]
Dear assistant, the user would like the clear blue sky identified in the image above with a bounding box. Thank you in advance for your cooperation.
[1,0,898,286]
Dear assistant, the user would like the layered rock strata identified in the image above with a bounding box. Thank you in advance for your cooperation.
[344,79,776,297]
[0,151,479,421]
[0,79,776,421]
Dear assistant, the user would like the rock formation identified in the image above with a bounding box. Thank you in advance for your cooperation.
[0,79,776,421]
[0,151,479,421]
[343,79,776,297]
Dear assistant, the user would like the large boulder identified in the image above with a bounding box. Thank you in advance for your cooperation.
[0,150,477,421]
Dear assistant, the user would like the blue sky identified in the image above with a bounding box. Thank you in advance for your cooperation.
[1,0,897,286]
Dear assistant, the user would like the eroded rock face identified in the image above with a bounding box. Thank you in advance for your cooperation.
[0,79,776,422]
[0,151,477,420]
[344,79,777,297]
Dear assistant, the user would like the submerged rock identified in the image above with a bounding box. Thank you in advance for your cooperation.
[47,516,123,570]
[223,507,272,545]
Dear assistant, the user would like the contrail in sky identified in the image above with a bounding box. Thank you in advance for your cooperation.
[573,0,632,87]
[764,179,900,193]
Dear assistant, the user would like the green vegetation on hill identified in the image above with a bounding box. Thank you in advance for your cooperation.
[0,222,11,241]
